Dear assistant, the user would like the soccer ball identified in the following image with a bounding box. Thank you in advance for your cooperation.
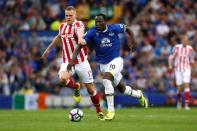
[68,108,84,122]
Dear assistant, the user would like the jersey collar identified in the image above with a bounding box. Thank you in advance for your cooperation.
[72,20,77,25]
[98,25,108,32]
[65,19,77,25]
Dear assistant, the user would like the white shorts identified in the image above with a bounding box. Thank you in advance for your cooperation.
[100,57,123,87]
[59,59,94,83]
[175,70,191,86]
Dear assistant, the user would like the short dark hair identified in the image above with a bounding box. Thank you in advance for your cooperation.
[95,13,106,20]
[66,6,75,11]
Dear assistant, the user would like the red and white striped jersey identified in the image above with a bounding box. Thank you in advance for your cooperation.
[58,20,88,64]
[170,44,194,71]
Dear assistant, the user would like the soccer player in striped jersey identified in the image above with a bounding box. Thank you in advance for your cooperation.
[42,6,104,120]
[168,34,195,110]
[68,13,148,121]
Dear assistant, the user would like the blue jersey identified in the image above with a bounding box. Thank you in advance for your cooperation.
[84,24,126,64]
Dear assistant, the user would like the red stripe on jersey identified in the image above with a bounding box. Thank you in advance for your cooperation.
[67,25,75,55]
[183,47,187,71]
[62,37,71,61]
[80,50,84,62]
[177,46,180,71]
[67,25,75,54]
[72,25,79,64]
[83,46,88,56]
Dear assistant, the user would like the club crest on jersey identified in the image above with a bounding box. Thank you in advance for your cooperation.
[100,38,112,47]
[119,24,124,28]
[109,32,114,36]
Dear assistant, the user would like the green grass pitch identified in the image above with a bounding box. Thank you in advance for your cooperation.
[0,107,197,131]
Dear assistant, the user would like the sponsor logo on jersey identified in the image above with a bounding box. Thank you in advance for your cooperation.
[100,38,112,47]
[61,33,74,38]
[119,24,123,28]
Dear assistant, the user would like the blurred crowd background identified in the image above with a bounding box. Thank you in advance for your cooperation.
[0,0,196,104]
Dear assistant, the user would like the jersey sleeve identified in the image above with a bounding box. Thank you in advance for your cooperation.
[58,23,64,36]
[75,21,85,33]
[113,24,127,33]
[171,45,178,56]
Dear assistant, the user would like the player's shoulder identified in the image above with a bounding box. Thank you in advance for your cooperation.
[59,22,66,30]
[174,44,181,48]
[187,45,194,50]
[59,22,66,26]
[108,24,125,31]
[74,20,84,27]
[108,24,123,28]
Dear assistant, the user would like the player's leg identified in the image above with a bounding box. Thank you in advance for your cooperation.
[183,83,190,110]
[75,60,105,120]
[84,83,105,120]
[183,70,191,110]
[176,85,183,109]
[59,63,81,103]
[103,72,115,120]
[175,70,183,109]
[114,77,148,108]
[100,57,123,120]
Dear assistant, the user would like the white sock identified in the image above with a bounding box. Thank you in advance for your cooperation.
[131,89,142,98]
[106,95,114,112]
[124,86,142,98]
[127,85,142,98]
[103,79,115,112]
[124,86,132,95]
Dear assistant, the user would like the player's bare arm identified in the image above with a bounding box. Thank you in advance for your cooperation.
[190,49,197,77]
[125,25,137,52]
[168,55,174,70]
[76,25,85,44]
[168,48,177,71]
[41,35,61,58]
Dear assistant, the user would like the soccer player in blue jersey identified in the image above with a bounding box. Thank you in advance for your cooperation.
[67,13,148,120]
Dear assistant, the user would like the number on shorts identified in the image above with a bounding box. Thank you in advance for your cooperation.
[110,64,115,69]
[88,70,92,78]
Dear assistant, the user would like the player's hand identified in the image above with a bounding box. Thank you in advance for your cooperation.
[131,42,137,52]
[128,40,137,52]
[67,62,74,72]
[168,66,173,73]
[78,38,86,45]
[41,50,50,59]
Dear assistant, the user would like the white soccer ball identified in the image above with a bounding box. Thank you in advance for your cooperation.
[68,108,84,122]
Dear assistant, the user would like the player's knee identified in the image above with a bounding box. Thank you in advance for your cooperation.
[103,72,114,81]
[113,79,125,93]
[84,83,95,95]
[117,87,125,93]
[116,85,125,93]
[59,72,71,83]
[59,76,68,83]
